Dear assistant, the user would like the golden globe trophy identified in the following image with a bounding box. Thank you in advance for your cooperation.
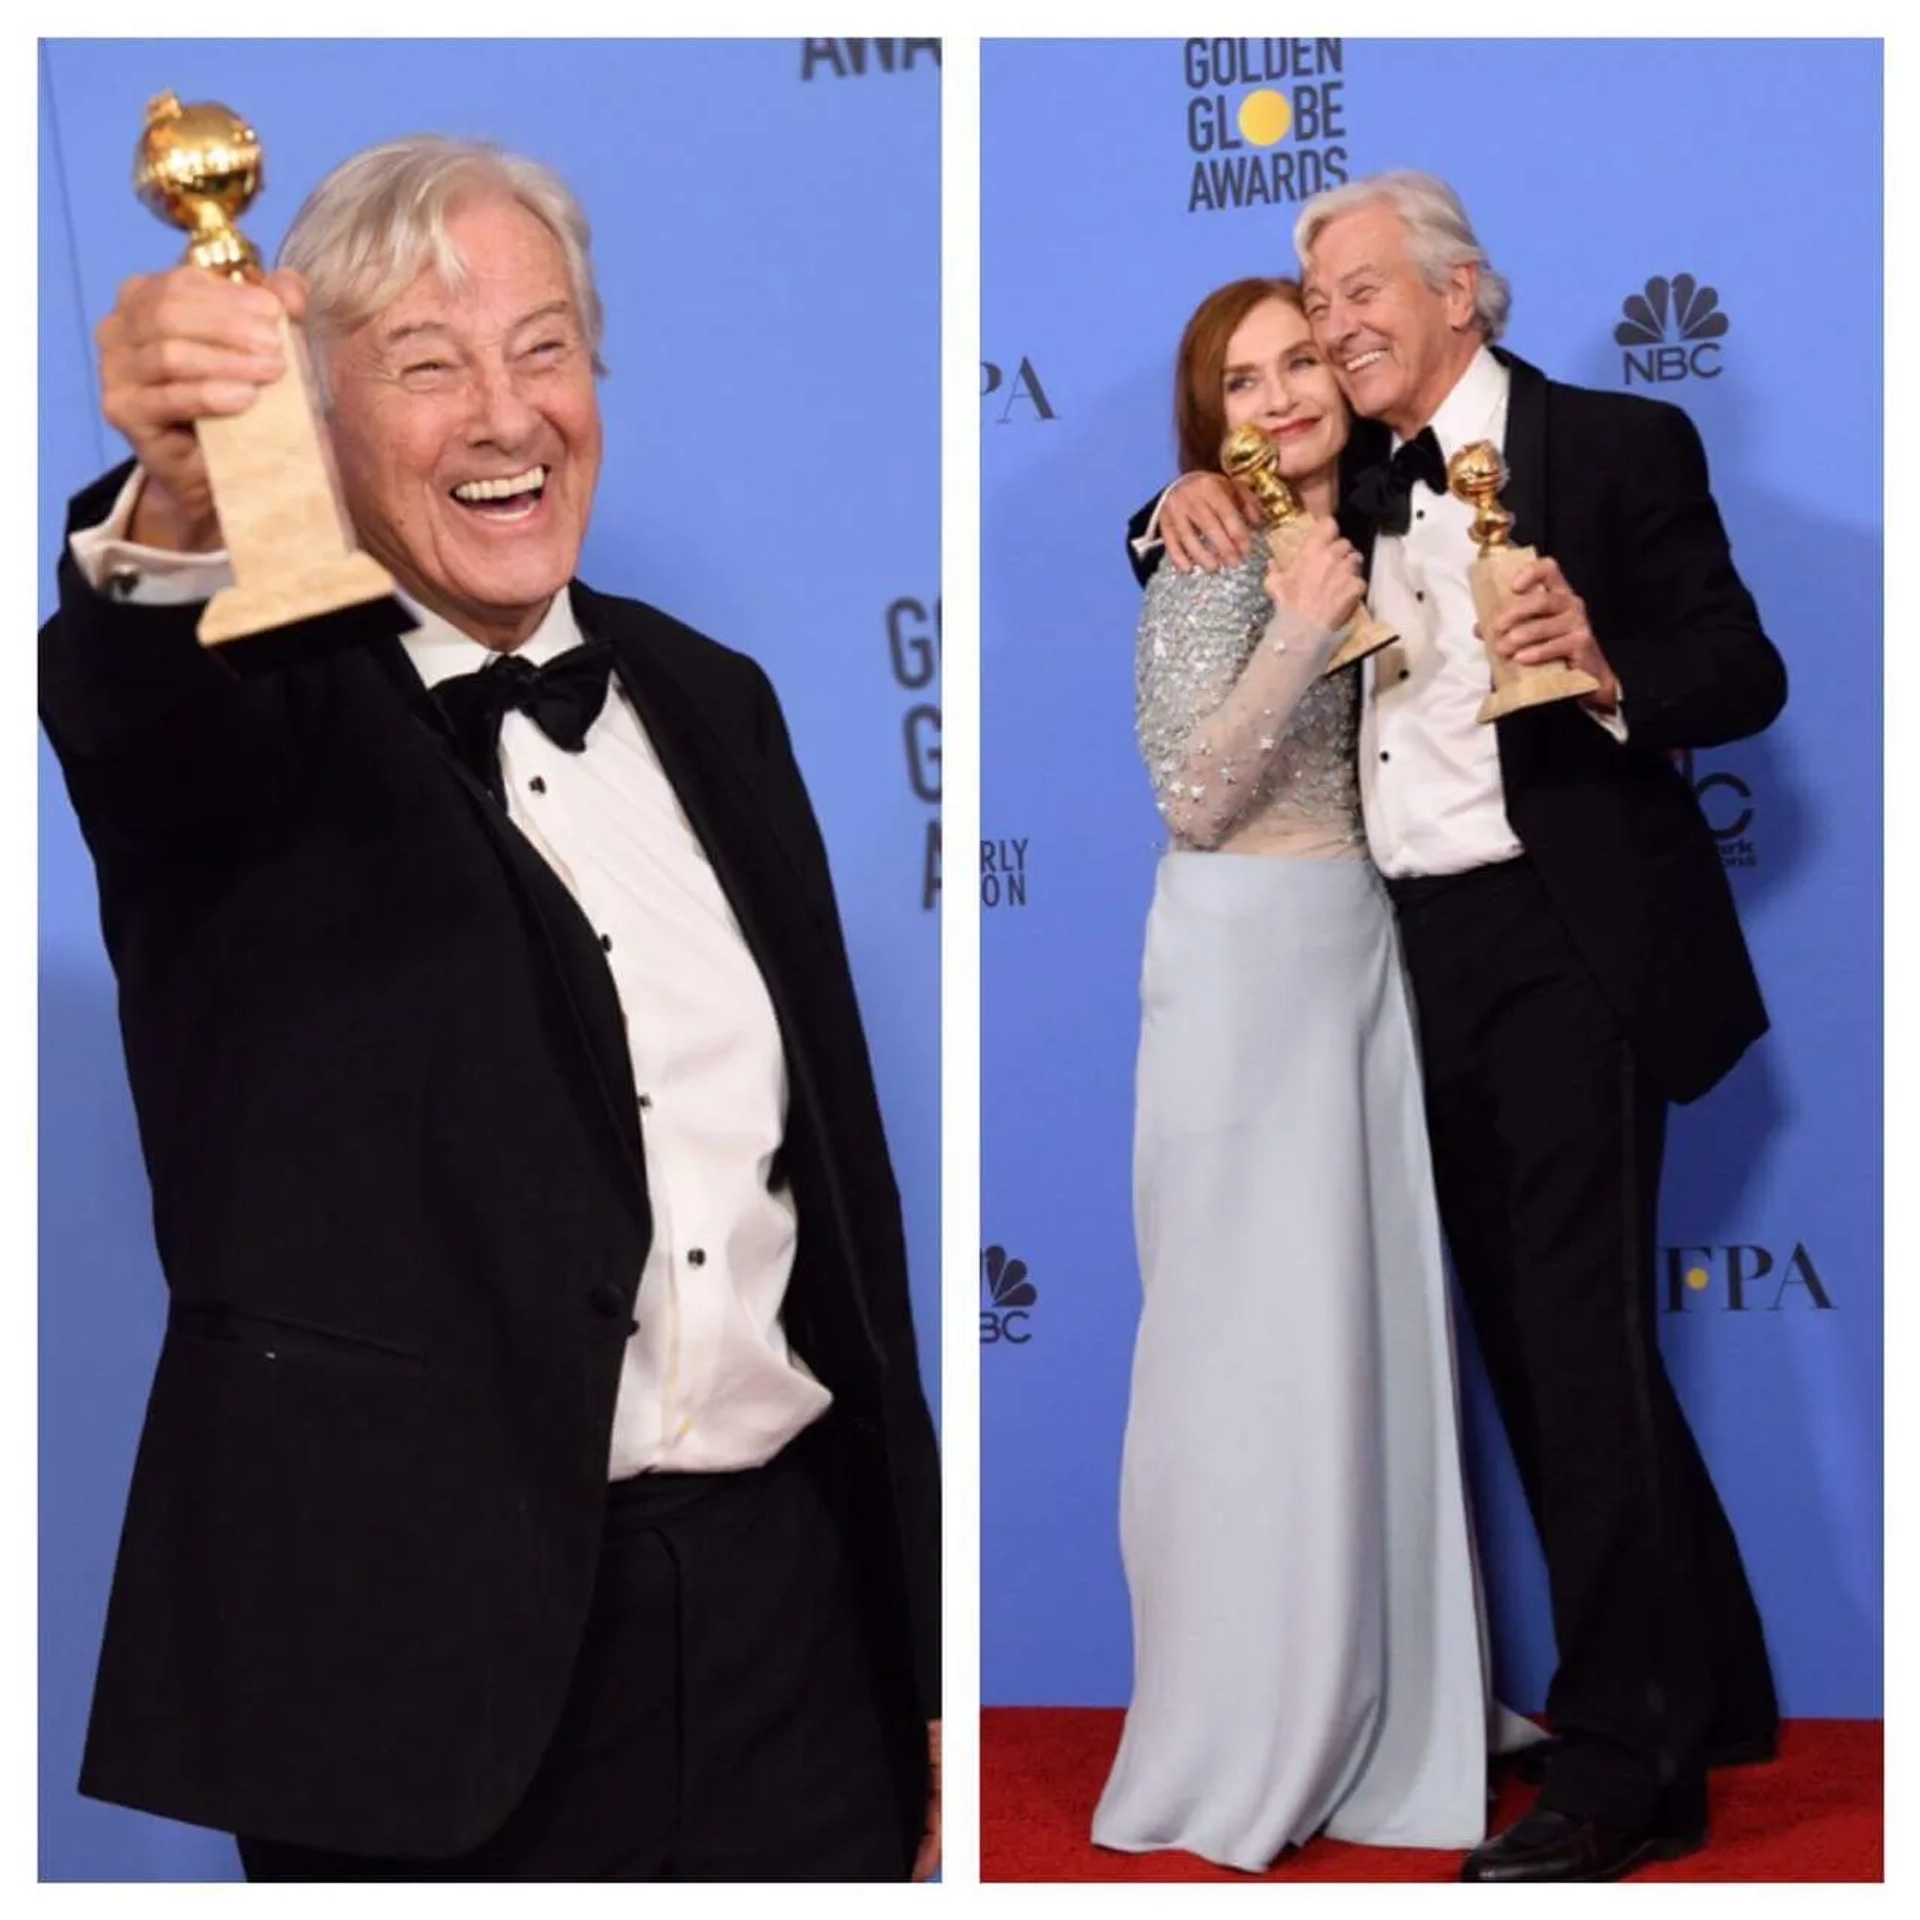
[1220,424,1394,675]
[1446,440,1598,723]
[135,93,394,647]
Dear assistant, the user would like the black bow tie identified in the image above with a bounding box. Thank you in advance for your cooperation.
[1349,427,1449,536]
[432,639,615,805]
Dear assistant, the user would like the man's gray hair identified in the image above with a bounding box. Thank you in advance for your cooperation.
[1293,170,1511,341]
[277,135,605,395]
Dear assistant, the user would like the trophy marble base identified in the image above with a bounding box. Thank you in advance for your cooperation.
[199,552,398,646]
[1324,608,1397,676]
[193,311,395,648]
[1468,541,1598,725]
[1477,662,1605,724]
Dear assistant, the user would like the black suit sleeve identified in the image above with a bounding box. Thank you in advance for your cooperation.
[747,665,942,1721]
[38,462,296,864]
[1599,404,1787,751]
[1125,491,1167,588]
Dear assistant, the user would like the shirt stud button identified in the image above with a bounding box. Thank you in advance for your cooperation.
[529,775,547,794]
[600,933,613,953]
[638,1092,652,1111]
[687,1248,706,1268]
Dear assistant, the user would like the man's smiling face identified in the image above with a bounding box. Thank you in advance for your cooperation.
[324,194,603,651]
[1300,199,1481,440]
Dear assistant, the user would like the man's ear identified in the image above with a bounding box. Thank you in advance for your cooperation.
[1447,261,1480,333]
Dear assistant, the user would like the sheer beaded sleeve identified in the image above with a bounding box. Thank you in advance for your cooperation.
[1134,538,1364,856]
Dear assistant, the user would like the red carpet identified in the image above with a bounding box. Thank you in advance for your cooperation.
[982,1710,1882,1881]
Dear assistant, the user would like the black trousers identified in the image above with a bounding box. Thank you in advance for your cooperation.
[1388,857,1776,1831]
[237,1433,908,1881]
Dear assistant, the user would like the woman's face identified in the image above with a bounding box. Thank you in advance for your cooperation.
[1219,297,1348,484]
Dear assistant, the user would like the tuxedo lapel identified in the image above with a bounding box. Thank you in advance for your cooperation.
[1487,348,1567,782]
[364,622,449,740]
[1495,348,1551,557]
[365,619,651,1193]
[1338,416,1391,569]
[574,589,828,1045]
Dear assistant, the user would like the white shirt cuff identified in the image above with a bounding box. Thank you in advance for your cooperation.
[67,469,234,606]
[1586,693,1629,744]
[1127,480,1181,563]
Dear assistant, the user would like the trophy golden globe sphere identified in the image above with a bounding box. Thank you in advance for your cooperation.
[1218,423,1304,528]
[1445,440,1506,504]
[135,93,264,279]
[1446,439,1515,552]
[1220,423,1276,487]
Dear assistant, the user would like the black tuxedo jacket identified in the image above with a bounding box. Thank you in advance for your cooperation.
[40,463,939,1859]
[1127,349,1786,1104]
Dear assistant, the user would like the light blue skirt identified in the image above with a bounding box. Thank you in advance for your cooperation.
[1092,851,1492,1867]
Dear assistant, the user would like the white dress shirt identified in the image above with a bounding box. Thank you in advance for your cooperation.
[1358,347,1523,877]
[70,472,832,1477]
[1359,347,1627,879]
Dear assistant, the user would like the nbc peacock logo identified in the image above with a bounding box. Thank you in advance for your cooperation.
[1616,274,1729,386]
[980,1244,1038,1346]
[1672,746,1757,871]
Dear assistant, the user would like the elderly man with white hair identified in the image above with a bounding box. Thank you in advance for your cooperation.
[42,134,939,1883]
[1129,169,1784,1883]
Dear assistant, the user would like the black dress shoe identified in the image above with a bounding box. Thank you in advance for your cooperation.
[1461,1809,1706,1884]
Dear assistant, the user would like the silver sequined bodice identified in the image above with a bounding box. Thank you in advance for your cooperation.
[1136,533,1366,858]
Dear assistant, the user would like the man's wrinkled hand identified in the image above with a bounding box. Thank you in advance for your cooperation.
[1480,554,1620,710]
[97,265,309,552]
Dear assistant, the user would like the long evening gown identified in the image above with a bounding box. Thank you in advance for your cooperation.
[1091,535,1508,1870]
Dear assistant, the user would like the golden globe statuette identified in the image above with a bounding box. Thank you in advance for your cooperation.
[135,93,394,647]
[1220,425,1395,675]
[1446,439,1599,724]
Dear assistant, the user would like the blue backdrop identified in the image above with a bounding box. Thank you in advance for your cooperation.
[981,37,1883,1727]
[38,36,940,1882]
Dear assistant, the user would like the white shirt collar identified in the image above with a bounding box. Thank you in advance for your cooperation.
[1393,342,1508,460]
[396,588,587,691]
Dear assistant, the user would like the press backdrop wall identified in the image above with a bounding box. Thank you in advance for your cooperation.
[38,36,940,1882]
[982,37,1883,1723]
